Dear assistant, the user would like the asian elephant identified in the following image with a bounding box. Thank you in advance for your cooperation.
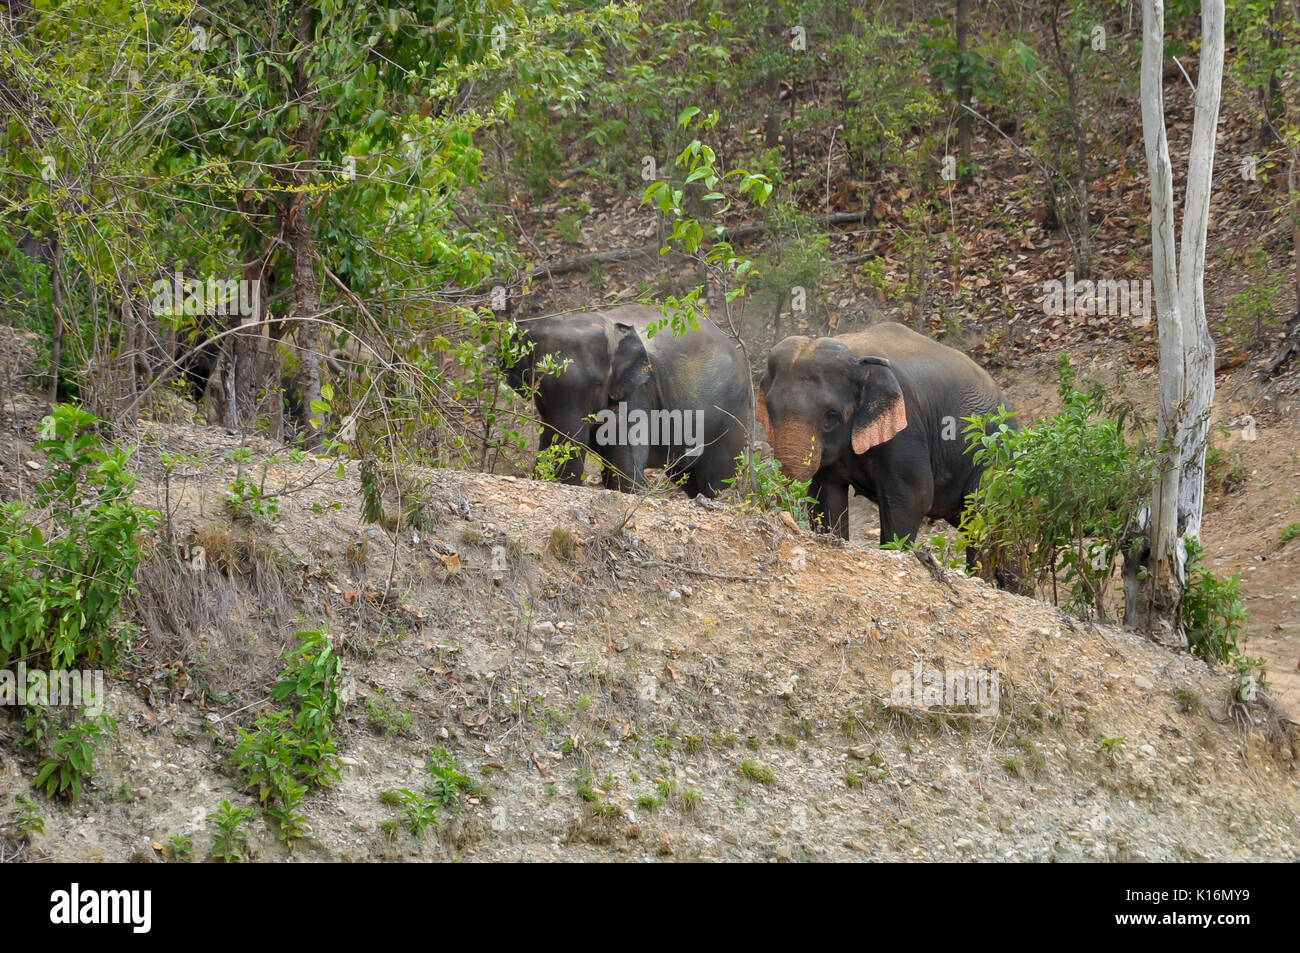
[504,305,750,497]
[756,322,1014,544]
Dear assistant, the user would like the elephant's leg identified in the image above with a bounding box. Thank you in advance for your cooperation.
[811,478,850,538]
[681,468,710,499]
[679,450,729,499]
[878,500,926,547]
[876,469,932,547]
[691,420,748,498]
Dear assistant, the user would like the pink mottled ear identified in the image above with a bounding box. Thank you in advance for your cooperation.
[852,396,907,454]
[754,388,771,439]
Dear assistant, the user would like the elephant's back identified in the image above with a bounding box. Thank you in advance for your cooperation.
[581,304,746,407]
[593,305,742,369]
[839,323,1003,411]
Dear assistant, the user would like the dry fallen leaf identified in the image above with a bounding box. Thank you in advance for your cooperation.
[442,553,461,575]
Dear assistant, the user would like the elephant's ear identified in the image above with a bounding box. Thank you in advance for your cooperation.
[608,322,652,401]
[851,356,907,455]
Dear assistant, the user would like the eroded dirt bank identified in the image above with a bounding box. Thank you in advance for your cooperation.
[2,426,1295,862]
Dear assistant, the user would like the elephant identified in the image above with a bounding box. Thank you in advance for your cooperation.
[756,321,1014,544]
[504,305,751,497]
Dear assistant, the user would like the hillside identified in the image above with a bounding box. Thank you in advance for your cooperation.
[1,386,1296,862]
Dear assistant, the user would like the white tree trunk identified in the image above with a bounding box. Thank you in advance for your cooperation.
[1176,0,1224,548]
[1133,0,1224,643]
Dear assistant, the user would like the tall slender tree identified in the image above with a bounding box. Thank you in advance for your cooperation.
[1128,0,1225,643]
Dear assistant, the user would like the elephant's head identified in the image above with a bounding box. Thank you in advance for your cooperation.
[504,315,655,486]
[756,336,908,482]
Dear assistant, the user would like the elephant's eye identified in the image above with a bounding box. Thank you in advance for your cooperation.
[823,410,842,433]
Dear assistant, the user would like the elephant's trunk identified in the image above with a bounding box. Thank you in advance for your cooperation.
[771,419,822,483]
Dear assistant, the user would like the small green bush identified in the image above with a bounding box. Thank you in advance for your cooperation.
[724,451,816,528]
[27,709,113,802]
[960,359,1154,619]
[207,800,253,863]
[1219,248,1287,351]
[0,404,154,670]
[1181,539,1250,666]
[230,630,342,843]
[882,532,966,571]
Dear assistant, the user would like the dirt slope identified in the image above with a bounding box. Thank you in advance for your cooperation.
[2,415,1296,862]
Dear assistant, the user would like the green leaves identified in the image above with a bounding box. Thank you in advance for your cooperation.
[960,363,1155,620]
[207,801,254,863]
[231,630,343,844]
[1,406,153,673]
[639,104,774,320]
[31,713,113,802]
[1182,539,1250,666]
[723,452,816,528]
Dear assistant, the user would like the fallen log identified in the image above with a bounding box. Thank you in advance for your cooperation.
[443,210,877,298]
[1263,310,1300,378]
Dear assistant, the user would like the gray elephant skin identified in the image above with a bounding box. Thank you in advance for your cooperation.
[505,305,750,497]
[756,322,1014,543]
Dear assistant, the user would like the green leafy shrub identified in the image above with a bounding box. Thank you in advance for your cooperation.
[396,789,440,837]
[207,800,253,863]
[959,360,1154,619]
[0,404,154,670]
[230,630,342,843]
[533,439,581,482]
[723,451,816,528]
[28,710,113,802]
[424,748,472,807]
[746,201,833,335]
[378,749,475,837]
[224,475,279,524]
[1181,539,1250,666]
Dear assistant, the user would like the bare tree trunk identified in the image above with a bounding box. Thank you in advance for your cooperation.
[1175,1,1224,551]
[1290,158,1300,310]
[1050,0,1091,277]
[288,2,324,443]
[48,242,63,408]
[763,12,781,151]
[956,0,973,177]
[1134,0,1182,639]
[119,281,139,428]
[1130,0,1224,644]
[1257,0,1286,147]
